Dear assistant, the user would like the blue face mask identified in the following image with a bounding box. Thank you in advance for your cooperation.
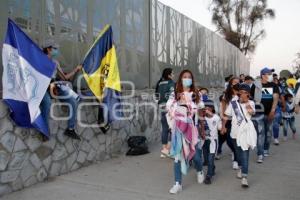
[51,48,59,58]
[202,94,208,101]
[182,78,192,88]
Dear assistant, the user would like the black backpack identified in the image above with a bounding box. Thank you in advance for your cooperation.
[126,136,149,156]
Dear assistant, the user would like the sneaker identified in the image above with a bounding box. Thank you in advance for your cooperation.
[197,171,204,184]
[237,169,242,179]
[241,177,249,188]
[257,155,263,164]
[215,154,221,160]
[274,139,279,145]
[160,154,167,158]
[204,176,212,185]
[161,148,169,156]
[263,150,269,157]
[64,129,81,140]
[232,161,239,170]
[169,183,182,194]
[283,136,288,141]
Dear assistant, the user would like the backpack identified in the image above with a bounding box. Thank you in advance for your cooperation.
[126,136,149,156]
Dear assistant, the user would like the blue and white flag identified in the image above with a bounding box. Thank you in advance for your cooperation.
[2,19,56,137]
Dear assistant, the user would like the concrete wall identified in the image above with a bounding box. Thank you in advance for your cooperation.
[0,90,161,196]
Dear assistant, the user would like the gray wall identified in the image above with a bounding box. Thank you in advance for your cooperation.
[0,0,249,96]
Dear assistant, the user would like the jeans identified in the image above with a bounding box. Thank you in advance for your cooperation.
[57,87,79,129]
[174,143,203,184]
[283,117,296,136]
[40,91,51,124]
[263,115,274,152]
[252,114,264,156]
[217,122,237,162]
[273,107,282,139]
[161,112,170,145]
[203,140,216,178]
[254,114,273,155]
[234,140,250,177]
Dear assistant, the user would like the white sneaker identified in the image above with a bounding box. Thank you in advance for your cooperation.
[232,161,239,170]
[241,177,249,188]
[257,155,263,163]
[160,154,167,158]
[283,136,288,141]
[263,150,269,157]
[237,169,242,179]
[197,171,204,184]
[274,139,279,145]
[169,183,182,194]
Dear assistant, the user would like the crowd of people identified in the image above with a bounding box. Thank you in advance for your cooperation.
[155,68,299,194]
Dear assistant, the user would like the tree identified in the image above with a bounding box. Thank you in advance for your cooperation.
[210,0,275,55]
[293,52,300,78]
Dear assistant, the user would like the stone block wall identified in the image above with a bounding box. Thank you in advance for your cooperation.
[0,90,161,196]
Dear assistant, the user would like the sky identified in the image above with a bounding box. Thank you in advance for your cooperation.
[158,0,300,76]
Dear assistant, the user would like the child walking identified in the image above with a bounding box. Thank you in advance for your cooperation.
[282,93,297,140]
[203,100,222,184]
[222,84,257,188]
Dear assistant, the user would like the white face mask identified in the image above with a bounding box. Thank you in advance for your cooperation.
[268,75,273,82]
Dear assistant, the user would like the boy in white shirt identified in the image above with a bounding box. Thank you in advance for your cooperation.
[203,100,222,184]
[222,84,256,188]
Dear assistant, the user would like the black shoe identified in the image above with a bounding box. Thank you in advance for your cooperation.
[100,123,110,134]
[204,176,212,185]
[64,129,81,140]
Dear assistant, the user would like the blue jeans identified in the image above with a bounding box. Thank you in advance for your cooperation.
[263,115,274,152]
[234,140,250,177]
[283,117,296,136]
[252,114,264,156]
[40,91,51,125]
[161,112,170,145]
[174,143,203,184]
[57,87,79,129]
[254,115,273,155]
[203,140,216,178]
[273,107,282,139]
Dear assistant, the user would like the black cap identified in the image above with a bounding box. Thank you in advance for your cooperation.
[204,100,215,110]
[239,84,251,93]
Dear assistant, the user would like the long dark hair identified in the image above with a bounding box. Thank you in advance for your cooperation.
[175,69,199,104]
[224,77,239,104]
[155,68,173,94]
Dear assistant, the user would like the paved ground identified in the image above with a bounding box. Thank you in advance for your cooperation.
[2,117,300,200]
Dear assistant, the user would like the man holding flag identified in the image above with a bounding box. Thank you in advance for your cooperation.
[82,25,122,133]
[2,19,56,139]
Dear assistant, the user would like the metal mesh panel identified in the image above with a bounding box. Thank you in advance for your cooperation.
[0,0,249,97]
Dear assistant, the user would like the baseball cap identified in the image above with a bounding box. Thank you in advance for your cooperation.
[260,67,274,76]
[204,100,215,110]
[239,84,251,93]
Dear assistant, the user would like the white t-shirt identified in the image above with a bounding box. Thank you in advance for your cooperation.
[205,114,221,141]
[225,99,255,139]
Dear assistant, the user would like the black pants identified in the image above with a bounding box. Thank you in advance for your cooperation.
[217,124,238,162]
